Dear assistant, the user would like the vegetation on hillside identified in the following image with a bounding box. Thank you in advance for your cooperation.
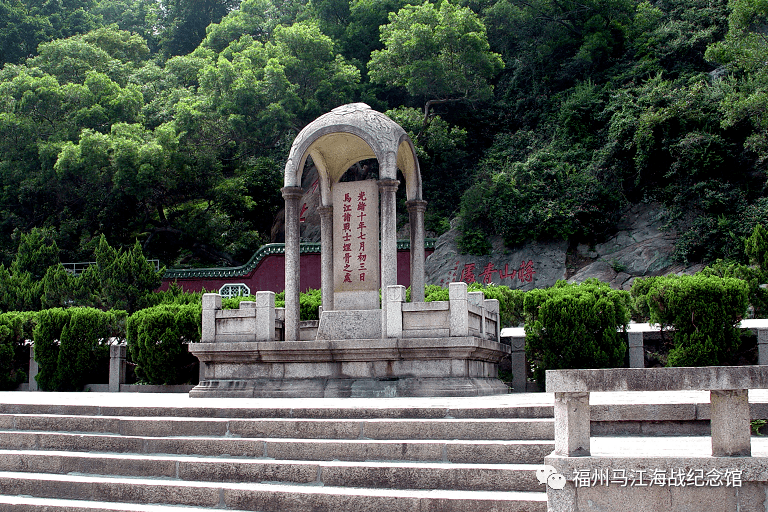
[0,0,767,271]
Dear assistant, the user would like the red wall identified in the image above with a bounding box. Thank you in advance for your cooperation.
[160,249,433,294]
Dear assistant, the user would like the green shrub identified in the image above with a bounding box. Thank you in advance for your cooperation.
[421,283,525,328]
[639,274,749,367]
[424,284,449,302]
[524,279,631,385]
[138,282,203,309]
[477,284,526,327]
[33,308,72,391]
[55,308,125,391]
[299,289,322,321]
[33,308,125,391]
[222,295,257,309]
[126,303,201,385]
[699,261,768,318]
[0,311,36,390]
[273,289,321,321]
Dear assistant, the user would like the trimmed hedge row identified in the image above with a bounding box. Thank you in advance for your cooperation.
[524,279,631,385]
[126,303,201,385]
[34,308,126,391]
[0,312,35,390]
[631,274,749,367]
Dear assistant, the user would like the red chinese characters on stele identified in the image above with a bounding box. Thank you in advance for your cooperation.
[333,180,379,299]
[441,260,536,286]
[341,192,353,283]
[356,190,368,283]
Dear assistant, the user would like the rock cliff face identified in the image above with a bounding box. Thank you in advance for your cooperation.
[424,228,568,290]
[425,203,705,290]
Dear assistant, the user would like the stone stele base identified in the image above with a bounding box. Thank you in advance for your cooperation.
[188,337,510,398]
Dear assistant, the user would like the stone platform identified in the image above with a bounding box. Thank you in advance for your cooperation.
[189,336,510,398]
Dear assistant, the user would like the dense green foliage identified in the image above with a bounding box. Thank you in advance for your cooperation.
[1,0,767,270]
[0,311,35,390]
[0,232,162,314]
[631,274,749,366]
[272,288,322,321]
[126,302,200,385]
[33,307,125,391]
[524,279,631,384]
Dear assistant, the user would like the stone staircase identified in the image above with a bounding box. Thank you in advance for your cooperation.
[0,399,553,511]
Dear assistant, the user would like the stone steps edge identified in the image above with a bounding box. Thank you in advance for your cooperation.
[0,450,544,492]
[0,472,547,512]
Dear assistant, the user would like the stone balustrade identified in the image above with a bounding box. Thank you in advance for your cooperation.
[202,292,280,343]
[501,320,768,393]
[385,282,500,342]
[546,365,768,458]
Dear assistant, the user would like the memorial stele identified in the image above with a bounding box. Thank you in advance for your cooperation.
[188,103,511,397]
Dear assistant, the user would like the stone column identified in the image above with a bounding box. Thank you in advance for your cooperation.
[710,389,751,456]
[28,346,38,391]
[406,199,427,303]
[379,179,399,338]
[554,391,591,456]
[628,332,645,368]
[109,344,126,392]
[318,204,334,312]
[282,186,304,341]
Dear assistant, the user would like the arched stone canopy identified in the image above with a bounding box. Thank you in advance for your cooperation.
[281,103,427,341]
[283,103,422,205]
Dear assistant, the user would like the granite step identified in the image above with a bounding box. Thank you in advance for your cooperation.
[0,414,554,440]
[1,495,255,512]
[0,394,553,511]
[0,471,547,512]
[0,449,542,492]
[0,431,554,464]
[0,401,554,420]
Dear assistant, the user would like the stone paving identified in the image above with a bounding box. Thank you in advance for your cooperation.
[4,389,768,460]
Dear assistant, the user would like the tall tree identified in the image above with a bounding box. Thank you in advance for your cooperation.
[157,0,241,56]
[368,0,503,127]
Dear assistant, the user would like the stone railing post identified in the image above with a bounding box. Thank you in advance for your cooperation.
[386,285,406,338]
[628,331,644,368]
[202,293,222,343]
[109,344,126,392]
[254,291,276,342]
[449,282,469,337]
[28,346,38,391]
[554,391,591,457]
[711,389,751,456]
[509,335,527,393]
[759,329,768,365]
[484,298,500,342]
[468,291,485,337]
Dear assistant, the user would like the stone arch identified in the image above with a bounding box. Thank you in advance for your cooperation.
[283,103,422,204]
[281,103,426,341]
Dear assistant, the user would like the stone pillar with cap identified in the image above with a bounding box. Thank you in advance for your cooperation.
[282,186,304,342]
[318,204,334,312]
[406,199,427,303]
[379,179,399,338]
